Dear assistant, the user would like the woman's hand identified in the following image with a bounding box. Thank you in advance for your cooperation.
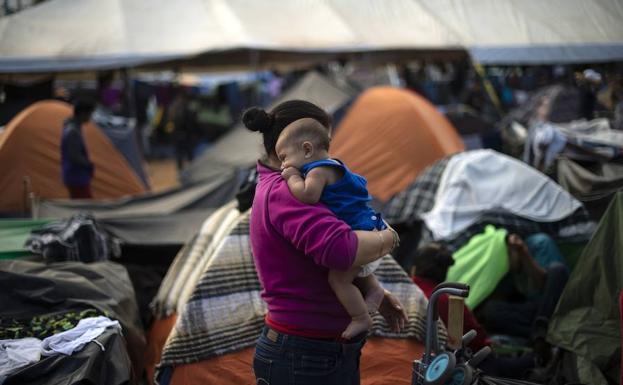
[378,289,408,332]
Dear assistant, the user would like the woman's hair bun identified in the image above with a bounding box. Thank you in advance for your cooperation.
[243,107,272,133]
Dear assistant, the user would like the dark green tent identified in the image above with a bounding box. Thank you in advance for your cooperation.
[548,191,623,385]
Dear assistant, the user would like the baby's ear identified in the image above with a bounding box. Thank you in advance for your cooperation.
[302,141,314,158]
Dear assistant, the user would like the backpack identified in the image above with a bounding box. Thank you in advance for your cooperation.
[25,212,120,263]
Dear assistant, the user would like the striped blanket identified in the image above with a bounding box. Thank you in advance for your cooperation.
[151,201,241,318]
[155,203,445,368]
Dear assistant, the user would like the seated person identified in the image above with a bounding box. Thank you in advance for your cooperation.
[412,242,535,378]
[477,233,569,364]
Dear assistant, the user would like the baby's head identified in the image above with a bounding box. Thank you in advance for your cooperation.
[275,117,331,170]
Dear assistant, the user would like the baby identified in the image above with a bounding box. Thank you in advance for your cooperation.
[276,117,391,339]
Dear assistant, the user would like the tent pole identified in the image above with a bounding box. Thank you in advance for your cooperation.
[121,67,145,161]
[250,50,260,72]
[249,49,260,105]
[22,176,30,215]
[30,192,39,219]
[121,68,137,120]
[470,56,504,118]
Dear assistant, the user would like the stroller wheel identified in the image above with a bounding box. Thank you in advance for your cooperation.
[447,364,474,385]
[424,352,456,385]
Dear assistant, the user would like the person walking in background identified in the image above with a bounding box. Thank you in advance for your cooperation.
[170,88,198,170]
[61,98,95,199]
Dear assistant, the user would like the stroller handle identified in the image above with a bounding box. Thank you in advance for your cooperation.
[468,346,492,368]
[424,284,471,364]
[433,282,470,296]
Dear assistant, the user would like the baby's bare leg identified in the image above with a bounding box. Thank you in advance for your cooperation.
[355,274,385,313]
[328,266,373,339]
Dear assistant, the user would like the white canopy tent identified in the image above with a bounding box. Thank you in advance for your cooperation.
[0,0,462,73]
[422,0,623,64]
[0,0,621,73]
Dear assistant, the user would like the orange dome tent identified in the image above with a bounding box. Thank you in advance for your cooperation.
[331,87,464,202]
[0,100,146,213]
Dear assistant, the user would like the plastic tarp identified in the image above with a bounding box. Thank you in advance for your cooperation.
[0,0,462,73]
[92,108,150,189]
[3,329,132,385]
[504,85,584,129]
[548,192,623,385]
[557,157,623,202]
[183,71,355,184]
[446,225,509,309]
[33,175,241,246]
[0,100,146,214]
[37,172,236,217]
[0,219,50,259]
[422,0,623,64]
[35,170,244,246]
[422,150,584,240]
[0,260,146,376]
[330,87,464,202]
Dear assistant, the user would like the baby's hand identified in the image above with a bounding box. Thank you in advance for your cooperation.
[281,167,301,181]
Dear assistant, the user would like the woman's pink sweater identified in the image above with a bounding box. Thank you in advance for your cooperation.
[250,162,358,334]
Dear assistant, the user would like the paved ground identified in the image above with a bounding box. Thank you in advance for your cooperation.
[145,158,179,192]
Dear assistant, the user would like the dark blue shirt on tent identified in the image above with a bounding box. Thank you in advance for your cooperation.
[299,159,386,231]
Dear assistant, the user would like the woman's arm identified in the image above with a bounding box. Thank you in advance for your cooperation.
[518,246,547,290]
[270,185,358,271]
[508,234,546,289]
[270,182,398,271]
[352,228,397,266]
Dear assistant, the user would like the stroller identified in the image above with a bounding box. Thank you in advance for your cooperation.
[412,282,541,385]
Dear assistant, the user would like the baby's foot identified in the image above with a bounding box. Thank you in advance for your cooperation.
[364,285,385,313]
[341,313,373,340]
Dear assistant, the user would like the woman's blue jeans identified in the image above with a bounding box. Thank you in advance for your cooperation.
[253,326,366,385]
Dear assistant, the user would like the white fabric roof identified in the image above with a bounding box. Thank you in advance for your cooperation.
[0,0,461,73]
[0,0,621,72]
[422,0,623,64]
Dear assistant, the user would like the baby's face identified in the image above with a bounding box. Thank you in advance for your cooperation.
[275,138,307,170]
